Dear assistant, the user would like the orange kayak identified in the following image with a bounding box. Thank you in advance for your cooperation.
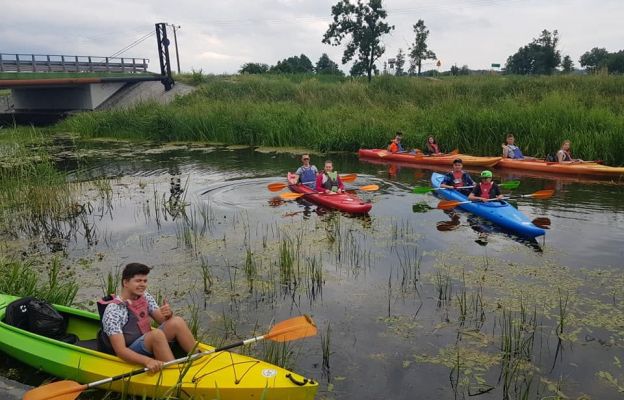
[496,158,624,177]
[358,149,501,168]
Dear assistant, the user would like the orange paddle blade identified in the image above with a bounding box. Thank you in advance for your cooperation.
[527,189,555,199]
[267,182,288,192]
[359,184,380,191]
[280,192,306,200]
[436,200,462,210]
[340,173,357,183]
[266,315,318,342]
[448,149,459,155]
[24,380,86,400]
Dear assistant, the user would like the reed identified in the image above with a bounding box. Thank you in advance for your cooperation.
[56,74,624,165]
[0,258,78,306]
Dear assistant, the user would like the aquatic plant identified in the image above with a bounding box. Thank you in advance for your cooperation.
[56,74,624,165]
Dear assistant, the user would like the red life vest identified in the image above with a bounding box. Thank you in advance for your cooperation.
[96,294,152,354]
[452,171,464,188]
[479,181,493,199]
[431,143,439,154]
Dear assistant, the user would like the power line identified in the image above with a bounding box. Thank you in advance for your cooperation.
[109,30,155,58]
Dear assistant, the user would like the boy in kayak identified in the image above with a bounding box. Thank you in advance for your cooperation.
[291,154,318,189]
[388,132,406,153]
[316,160,345,194]
[501,134,525,159]
[99,263,197,372]
[440,158,475,195]
[469,170,505,202]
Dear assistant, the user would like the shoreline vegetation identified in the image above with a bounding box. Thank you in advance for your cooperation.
[47,73,624,165]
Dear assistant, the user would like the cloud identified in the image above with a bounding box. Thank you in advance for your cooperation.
[2,0,623,74]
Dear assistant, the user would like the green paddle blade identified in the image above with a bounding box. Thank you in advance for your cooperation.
[499,180,520,190]
[412,186,434,194]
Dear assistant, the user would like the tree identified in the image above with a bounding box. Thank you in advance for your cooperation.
[579,47,610,72]
[395,48,406,76]
[322,0,394,82]
[270,54,314,74]
[316,53,343,75]
[561,55,574,73]
[408,19,436,76]
[606,50,624,73]
[450,65,470,76]
[239,63,269,74]
[505,29,561,75]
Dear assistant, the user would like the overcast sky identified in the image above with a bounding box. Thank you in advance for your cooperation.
[3,0,623,74]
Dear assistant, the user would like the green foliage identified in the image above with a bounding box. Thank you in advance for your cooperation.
[270,54,314,74]
[55,74,624,165]
[561,55,574,73]
[579,47,610,72]
[322,0,394,82]
[394,48,406,76]
[0,258,78,306]
[506,29,561,75]
[315,53,343,75]
[450,65,470,76]
[239,62,269,74]
[408,19,436,76]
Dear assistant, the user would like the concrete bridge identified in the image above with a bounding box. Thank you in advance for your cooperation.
[0,23,176,124]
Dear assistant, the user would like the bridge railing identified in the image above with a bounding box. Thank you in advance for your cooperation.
[0,53,149,73]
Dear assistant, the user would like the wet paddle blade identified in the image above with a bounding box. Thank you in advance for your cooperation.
[499,180,521,190]
[267,182,288,192]
[24,380,86,400]
[525,189,555,199]
[359,184,379,191]
[532,217,551,228]
[340,173,357,183]
[412,186,434,194]
[280,192,306,200]
[437,200,463,210]
[266,315,318,342]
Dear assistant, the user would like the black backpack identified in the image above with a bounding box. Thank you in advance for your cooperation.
[5,297,77,344]
[545,153,556,162]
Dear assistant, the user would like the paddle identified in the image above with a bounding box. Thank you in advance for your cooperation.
[436,189,555,210]
[279,185,380,200]
[412,180,520,194]
[532,217,551,228]
[24,315,317,400]
[267,174,357,192]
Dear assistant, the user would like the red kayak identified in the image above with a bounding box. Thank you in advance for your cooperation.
[287,173,372,214]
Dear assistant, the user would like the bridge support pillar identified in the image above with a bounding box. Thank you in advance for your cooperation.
[11,82,126,111]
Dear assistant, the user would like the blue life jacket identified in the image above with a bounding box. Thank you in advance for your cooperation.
[298,166,317,188]
[507,145,524,159]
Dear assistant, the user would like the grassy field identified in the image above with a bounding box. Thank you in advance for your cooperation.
[30,73,624,165]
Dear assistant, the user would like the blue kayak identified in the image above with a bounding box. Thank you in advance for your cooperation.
[431,173,545,238]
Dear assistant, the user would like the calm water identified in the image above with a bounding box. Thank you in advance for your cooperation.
[3,141,624,399]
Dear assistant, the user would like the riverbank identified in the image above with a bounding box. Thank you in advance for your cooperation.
[49,73,624,165]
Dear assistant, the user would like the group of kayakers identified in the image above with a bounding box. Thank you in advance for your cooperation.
[289,154,345,194]
[388,132,583,164]
[440,158,504,201]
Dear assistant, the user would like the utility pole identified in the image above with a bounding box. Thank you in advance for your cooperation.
[167,23,181,74]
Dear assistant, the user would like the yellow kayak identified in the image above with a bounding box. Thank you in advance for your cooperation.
[0,294,318,399]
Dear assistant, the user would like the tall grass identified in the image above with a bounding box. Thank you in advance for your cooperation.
[0,258,78,306]
[57,74,624,165]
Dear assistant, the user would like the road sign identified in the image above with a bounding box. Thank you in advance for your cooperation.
[491,63,501,68]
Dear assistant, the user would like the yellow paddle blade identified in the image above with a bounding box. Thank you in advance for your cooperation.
[340,173,357,183]
[267,182,288,192]
[528,189,555,199]
[359,184,380,191]
[266,315,318,342]
[449,149,459,155]
[24,380,86,400]
[280,192,306,200]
